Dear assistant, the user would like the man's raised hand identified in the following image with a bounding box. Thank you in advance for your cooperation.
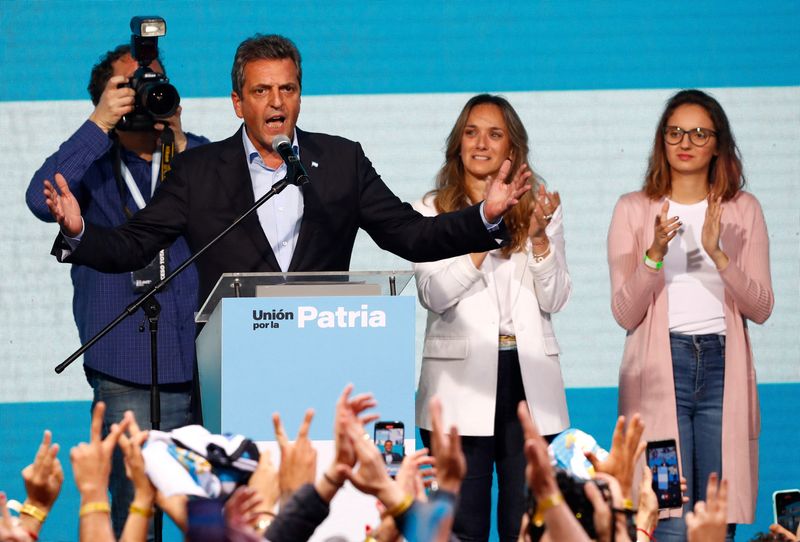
[43,173,83,237]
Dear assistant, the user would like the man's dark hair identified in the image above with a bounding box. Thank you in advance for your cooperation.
[231,34,302,96]
[87,44,166,105]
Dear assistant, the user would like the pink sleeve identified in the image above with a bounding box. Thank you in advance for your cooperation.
[719,196,774,324]
[607,195,662,331]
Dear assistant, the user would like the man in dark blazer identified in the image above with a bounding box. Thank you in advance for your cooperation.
[44,34,532,306]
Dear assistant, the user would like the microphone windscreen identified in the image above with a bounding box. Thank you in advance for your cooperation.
[272,134,291,149]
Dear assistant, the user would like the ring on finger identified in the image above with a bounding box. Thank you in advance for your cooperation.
[543,214,553,220]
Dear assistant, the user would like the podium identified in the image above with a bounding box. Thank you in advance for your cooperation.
[195,271,415,439]
[195,271,417,539]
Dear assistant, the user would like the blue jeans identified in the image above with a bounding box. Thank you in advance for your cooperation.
[654,333,735,542]
[86,369,193,539]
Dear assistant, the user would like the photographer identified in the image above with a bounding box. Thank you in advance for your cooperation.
[25,43,208,537]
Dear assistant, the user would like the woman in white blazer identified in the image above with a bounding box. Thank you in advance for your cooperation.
[414,94,572,542]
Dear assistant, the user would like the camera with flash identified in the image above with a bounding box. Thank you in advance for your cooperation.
[117,16,180,131]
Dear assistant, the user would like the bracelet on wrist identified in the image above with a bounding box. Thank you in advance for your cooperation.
[386,494,414,518]
[533,492,564,527]
[128,503,154,518]
[637,527,655,541]
[79,501,111,517]
[643,253,663,270]
[20,503,47,523]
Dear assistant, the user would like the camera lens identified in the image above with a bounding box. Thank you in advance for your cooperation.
[144,82,179,118]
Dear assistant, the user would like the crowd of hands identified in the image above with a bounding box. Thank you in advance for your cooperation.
[2,385,798,542]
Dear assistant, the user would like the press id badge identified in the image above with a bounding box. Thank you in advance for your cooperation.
[131,249,167,293]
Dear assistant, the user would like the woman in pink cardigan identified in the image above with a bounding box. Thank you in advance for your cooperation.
[607,89,773,541]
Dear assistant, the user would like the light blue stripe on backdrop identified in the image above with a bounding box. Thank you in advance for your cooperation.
[1,0,798,102]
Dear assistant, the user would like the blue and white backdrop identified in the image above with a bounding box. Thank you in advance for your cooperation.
[1,2,797,540]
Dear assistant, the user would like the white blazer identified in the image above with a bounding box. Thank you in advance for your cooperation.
[413,195,571,436]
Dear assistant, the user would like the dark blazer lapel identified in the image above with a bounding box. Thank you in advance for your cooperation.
[218,126,280,270]
[289,129,324,271]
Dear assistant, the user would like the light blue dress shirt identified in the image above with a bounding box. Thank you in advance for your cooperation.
[242,128,304,271]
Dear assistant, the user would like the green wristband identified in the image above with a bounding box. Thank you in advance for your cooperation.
[643,253,663,270]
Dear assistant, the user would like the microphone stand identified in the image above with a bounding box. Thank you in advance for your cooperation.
[54,141,307,540]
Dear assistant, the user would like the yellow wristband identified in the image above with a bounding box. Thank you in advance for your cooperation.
[128,504,154,518]
[20,503,47,523]
[79,501,111,517]
[533,492,564,527]
[386,494,414,518]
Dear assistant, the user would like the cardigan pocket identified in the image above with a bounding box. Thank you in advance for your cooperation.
[423,337,469,360]
[543,336,560,356]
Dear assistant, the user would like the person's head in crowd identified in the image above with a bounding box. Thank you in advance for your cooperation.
[230,34,302,158]
[432,93,536,255]
[644,88,745,202]
[87,44,165,107]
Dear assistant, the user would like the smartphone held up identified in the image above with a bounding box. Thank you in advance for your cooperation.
[374,421,405,478]
[646,439,682,509]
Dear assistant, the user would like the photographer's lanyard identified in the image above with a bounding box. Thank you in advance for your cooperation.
[121,150,161,211]
[113,134,175,287]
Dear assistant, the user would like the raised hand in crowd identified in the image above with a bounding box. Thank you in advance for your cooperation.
[516,401,591,542]
[273,408,317,505]
[117,411,155,542]
[586,414,646,500]
[594,472,633,542]
[396,447,436,503]
[366,448,435,542]
[483,159,532,223]
[635,463,659,541]
[0,492,32,542]
[685,472,728,542]
[70,401,131,542]
[331,385,379,479]
[428,397,466,495]
[43,173,83,237]
[769,522,800,541]
[646,200,681,263]
[223,486,264,542]
[246,447,280,533]
[340,417,407,513]
[17,430,63,539]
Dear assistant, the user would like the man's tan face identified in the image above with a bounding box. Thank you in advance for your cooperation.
[231,58,301,157]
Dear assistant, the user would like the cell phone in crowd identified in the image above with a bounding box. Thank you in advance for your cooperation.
[646,439,683,509]
[374,421,405,478]
[774,489,800,534]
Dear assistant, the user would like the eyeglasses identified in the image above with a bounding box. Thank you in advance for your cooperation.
[664,126,717,147]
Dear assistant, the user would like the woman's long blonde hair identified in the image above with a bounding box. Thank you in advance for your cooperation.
[429,94,536,255]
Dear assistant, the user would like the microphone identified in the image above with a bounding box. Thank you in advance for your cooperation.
[272,134,310,186]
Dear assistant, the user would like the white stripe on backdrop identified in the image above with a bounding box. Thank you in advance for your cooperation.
[2,86,797,402]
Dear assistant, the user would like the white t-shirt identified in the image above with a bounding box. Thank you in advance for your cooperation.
[663,199,726,335]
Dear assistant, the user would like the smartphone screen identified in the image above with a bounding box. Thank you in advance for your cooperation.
[774,489,800,533]
[374,421,405,478]
[646,439,682,509]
